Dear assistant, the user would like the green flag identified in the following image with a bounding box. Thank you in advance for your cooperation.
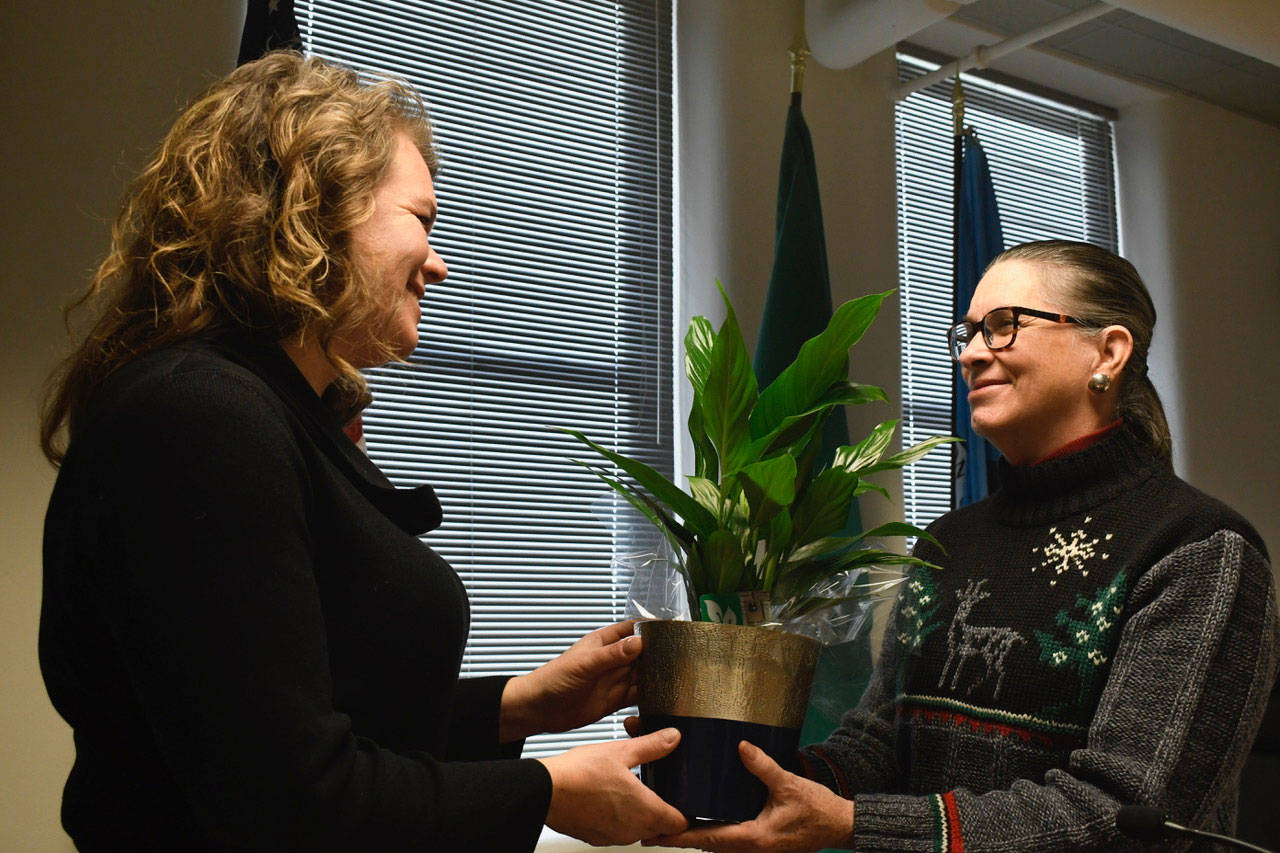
[753,100,870,756]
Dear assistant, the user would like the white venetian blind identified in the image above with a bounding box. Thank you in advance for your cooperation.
[297,0,673,757]
[895,48,1117,530]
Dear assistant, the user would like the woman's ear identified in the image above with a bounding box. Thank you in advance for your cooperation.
[1095,325,1134,378]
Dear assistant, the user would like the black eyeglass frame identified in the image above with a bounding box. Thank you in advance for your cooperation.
[947,305,1082,361]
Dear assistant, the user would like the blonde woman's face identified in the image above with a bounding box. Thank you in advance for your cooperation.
[345,132,448,364]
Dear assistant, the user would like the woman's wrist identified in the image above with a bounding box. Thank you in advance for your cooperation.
[821,793,856,849]
[498,673,539,743]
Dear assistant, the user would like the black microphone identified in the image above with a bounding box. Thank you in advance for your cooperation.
[1115,805,1276,852]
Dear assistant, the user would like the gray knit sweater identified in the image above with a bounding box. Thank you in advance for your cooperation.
[799,426,1279,851]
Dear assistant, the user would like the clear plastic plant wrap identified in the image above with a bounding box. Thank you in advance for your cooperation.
[619,541,906,645]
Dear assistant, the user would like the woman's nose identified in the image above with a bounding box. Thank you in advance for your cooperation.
[423,247,448,283]
[957,333,991,369]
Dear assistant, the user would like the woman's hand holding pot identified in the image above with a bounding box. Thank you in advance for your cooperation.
[646,740,854,853]
[500,619,641,742]
[538,728,687,846]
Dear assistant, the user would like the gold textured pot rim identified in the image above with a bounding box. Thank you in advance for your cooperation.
[637,619,820,729]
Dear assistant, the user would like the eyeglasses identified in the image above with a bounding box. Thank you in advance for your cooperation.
[947,306,1081,362]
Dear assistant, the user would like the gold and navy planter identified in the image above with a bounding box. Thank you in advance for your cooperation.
[637,619,820,823]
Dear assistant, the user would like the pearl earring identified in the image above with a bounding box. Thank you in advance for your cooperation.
[1088,373,1112,393]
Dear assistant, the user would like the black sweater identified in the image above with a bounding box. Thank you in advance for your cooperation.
[40,336,552,850]
[800,425,1278,851]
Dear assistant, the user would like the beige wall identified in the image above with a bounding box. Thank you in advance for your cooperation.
[3,0,1278,849]
[1116,95,1280,578]
[0,2,242,849]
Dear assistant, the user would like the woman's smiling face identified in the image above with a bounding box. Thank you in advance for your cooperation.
[345,131,448,364]
[958,259,1108,464]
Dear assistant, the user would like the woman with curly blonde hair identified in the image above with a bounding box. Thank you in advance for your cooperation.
[39,52,684,850]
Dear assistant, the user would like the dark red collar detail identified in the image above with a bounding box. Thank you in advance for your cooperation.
[1035,419,1124,465]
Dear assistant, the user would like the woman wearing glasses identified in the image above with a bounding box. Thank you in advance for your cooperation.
[657,240,1278,852]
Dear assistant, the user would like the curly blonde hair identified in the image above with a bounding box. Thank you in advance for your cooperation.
[40,52,437,465]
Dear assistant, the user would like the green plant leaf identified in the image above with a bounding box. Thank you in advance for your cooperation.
[786,535,857,565]
[685,314,716,396]
[790,466,859,549]
[785,522,940,565]
[682,546,710,603]
[859,434,960,475]
[576,465,693,550]
[853,521,941,550]
[831,420,900,475]
[686,314,721,480]
[739,455,797,510]
[792,428,830,488]
[739,454,797,532]
[687,476,722,518]
[815,380,888,409]
[699,283,758,476]
[853,479,891,501]
[767,508,793,557]
[700,528,746,594]
[686,392,719,481]
[748,410,820,462]
[825,550,939,575]
[727,482,751,532]
[749,290,891,439]
[559,428,718,536]
[749,381,887,459]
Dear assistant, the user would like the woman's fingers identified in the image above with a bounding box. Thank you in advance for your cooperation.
[566,629,641,679]
[738,740,787,788]
[576,618,638,651]
[633,780,689,837]
[621,726,681,766]
[539,733,687,845]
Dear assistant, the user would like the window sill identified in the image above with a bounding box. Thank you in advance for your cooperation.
[537,826,684,852]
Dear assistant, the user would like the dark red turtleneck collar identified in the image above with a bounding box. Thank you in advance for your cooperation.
[1033,418,1124,465]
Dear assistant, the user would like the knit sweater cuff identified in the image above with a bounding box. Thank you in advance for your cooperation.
[854,792,961,853]
[797,745,852,797]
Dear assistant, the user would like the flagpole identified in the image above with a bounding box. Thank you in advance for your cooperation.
[789,28,810,107]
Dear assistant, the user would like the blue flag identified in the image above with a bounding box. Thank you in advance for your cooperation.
[953,131,1005,506]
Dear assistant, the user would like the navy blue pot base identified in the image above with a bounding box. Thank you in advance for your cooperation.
[640,713,802,824]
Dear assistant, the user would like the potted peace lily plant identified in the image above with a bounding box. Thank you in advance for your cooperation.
[562,284,952,823]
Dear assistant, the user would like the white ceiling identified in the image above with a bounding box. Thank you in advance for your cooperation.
[806,0,1280,126]
[932,0,1280,126]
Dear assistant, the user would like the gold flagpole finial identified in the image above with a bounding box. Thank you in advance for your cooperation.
[951,72,966,137]
[789,29,811,96]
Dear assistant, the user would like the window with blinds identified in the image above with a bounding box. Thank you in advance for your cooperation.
[297,0,673,757]
[895,49,1117,529]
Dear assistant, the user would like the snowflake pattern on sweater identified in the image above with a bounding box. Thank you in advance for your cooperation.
[1030,515,1114,585]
